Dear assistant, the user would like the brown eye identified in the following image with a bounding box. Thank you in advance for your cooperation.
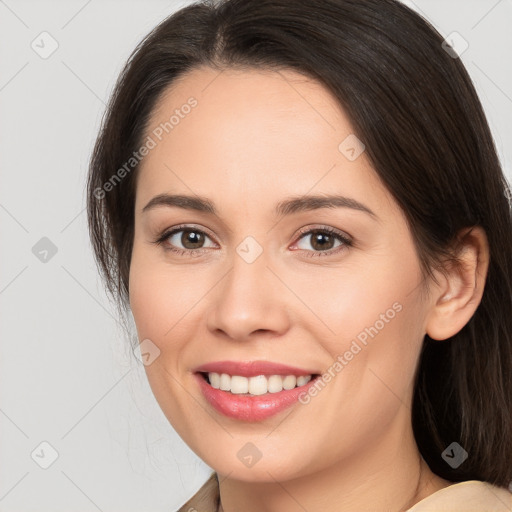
[294,227,351,255]
[308,230,337,251]
[154,226,217,255]
[179,229,206,249]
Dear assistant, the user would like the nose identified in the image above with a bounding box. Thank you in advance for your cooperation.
[206,246,291,343]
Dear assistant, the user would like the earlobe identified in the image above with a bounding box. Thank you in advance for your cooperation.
[425,226,489,341]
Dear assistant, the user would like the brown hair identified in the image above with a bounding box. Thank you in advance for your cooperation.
[86,0,512,487]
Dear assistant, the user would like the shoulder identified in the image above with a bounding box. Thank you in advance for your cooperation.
[175,475,512,512]
[175,472,219,512]
[406,480,512,512]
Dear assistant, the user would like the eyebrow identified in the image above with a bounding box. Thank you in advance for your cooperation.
[141,193,377,219]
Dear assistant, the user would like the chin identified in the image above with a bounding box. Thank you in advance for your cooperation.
[205,453,310,483]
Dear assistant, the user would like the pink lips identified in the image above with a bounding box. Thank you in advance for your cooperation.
[194,360,318,377]
[193,360,320,421]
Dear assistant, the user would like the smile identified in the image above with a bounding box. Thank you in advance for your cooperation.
[194,364,321,421]
[205,372,313,395]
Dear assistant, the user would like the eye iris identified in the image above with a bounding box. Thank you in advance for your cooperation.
[182,229,204,249]
[310,230,335,251]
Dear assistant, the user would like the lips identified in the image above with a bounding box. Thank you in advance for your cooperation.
[193,360,318,377]
[193,360,321,421]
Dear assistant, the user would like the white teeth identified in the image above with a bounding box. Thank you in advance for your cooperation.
[267,375,283,393]
[296,375,309,386]
[248,375,267,395]
[206,372,312,395]
[283,375,297,390]
[209,372,220,389]
[219,373,230,391]
[230,375,249,394]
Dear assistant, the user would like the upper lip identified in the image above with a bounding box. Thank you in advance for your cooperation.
[194,360,319,377]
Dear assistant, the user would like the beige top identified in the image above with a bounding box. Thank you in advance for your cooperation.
[176,472,512,512]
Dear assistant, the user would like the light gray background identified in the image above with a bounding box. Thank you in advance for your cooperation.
[0,1,511,511]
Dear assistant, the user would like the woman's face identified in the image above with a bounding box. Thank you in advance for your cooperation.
[129,66,434,482]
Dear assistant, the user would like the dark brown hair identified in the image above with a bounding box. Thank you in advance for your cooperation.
[86,0,512,487]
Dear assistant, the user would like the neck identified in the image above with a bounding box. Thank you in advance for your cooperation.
[217,413,451,512]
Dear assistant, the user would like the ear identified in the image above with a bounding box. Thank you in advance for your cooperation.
[425,226,490,341]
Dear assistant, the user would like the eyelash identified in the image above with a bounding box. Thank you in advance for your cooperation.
[151,224,353,258]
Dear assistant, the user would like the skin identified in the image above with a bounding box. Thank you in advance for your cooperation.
[128,66,489,512]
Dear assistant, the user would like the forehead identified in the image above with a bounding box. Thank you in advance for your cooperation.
[135,66,388,218]
[151,66,344,126]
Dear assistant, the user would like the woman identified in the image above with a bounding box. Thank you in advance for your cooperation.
[86,0,512,510]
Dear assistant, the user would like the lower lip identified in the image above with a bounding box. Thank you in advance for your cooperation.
[195,373,319,421]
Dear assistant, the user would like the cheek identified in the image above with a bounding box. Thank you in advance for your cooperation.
[299,247,425,406]
[128,248,225,394]
[129,247,203,340]
[291,252,421,350]
[128,249,205,435]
